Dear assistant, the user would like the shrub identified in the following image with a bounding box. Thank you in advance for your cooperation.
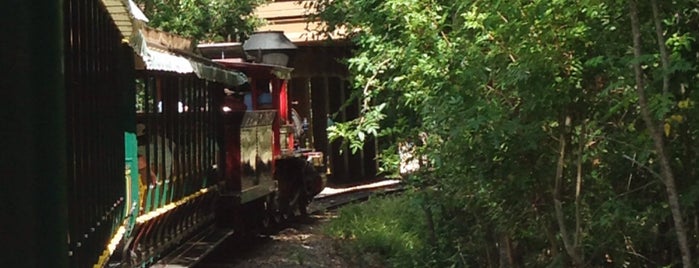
[324,194,431,267]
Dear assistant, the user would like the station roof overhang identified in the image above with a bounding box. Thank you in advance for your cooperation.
[253,0,353,44]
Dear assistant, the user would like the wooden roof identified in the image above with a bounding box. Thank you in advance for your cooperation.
[254,0,348,43]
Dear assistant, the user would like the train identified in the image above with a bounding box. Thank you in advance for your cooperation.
[1,1,325,267]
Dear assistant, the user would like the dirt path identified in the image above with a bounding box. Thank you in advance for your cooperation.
[196,180,402,268]
[196,212,351,268]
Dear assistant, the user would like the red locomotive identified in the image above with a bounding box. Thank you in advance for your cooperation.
[216,57,327,227]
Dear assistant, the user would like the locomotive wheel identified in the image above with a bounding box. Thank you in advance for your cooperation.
[280,189,300,220]
[278,184,298,220]
[288,188,309,217]
[276,193,289,221]
[261,195,281,233]
[259,199,271,231]
[296,190,308,216]
[267,193,282,225]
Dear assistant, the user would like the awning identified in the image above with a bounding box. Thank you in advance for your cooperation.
[142,48,194,73]
[101,0,145,40]
[127,0,149,22]
[136,36,248,86]
[101,0,150,68]
[104,0,247,86]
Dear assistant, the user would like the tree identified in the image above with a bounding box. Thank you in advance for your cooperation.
[314,0,699,266]
[133,0,267,42]
[628,0,691,266]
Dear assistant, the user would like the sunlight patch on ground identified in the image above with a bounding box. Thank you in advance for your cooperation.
[315,179,402,198]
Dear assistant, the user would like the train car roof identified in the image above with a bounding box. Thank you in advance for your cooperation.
[102,0,146,41]
[132,27,248,86]
[103,1,246,86]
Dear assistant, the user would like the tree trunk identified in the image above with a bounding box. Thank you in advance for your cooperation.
[628,1,693,267]
[574,121,585,258]
[421,191,438,248]
[650,0,670,95]
[498,233,515,268]
[553,124,584,266]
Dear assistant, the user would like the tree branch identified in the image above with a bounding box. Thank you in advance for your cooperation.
[628,1,692,266]
[651,0,670,95]
[553,124,583,265]
[574,122,584,255]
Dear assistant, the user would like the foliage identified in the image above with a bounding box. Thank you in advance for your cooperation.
[327,103,385,154]
[324,193,430,267]
[133,0,267,42]
[313,0,699,266]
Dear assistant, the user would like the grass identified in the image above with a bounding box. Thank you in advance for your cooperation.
[323,194,430,267]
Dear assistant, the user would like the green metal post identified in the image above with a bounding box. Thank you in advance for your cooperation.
[162,180,170,205]
[154,182,162,209]
[122,44,140,228]
[0,1,68,267]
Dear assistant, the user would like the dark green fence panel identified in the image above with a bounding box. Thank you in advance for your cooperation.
[64,0,127,266]
[1,1,68,267]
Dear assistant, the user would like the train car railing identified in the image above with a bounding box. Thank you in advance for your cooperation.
[111,70,224,266]
[63,0,130,267]
[135,71,221,213]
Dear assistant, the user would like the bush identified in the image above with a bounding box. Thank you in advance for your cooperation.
[324,194,432,267]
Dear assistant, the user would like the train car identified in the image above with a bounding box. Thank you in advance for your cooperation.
[2,1,323,267]
[3,1,145,267]
[107,25,252,267]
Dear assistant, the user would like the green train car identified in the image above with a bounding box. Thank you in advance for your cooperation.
[1,1,324,267]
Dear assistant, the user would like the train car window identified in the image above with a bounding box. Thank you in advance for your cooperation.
[135,76,161,114]
[258,92,273,109]
[254,79,274,110]
[244,93,253,111]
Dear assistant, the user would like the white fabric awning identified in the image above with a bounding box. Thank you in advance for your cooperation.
[105,0,247,86]
[144,48,194,73]
[128,0,149,22]
[136,36,248,86]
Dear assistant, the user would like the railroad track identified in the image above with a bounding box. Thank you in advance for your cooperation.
[152,180,404,267]
[308,179,404,213]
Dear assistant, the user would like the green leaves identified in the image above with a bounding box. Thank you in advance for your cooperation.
[328,103,386,154]
[315,0,699,265]
[649,92,675,120]
[133,0,265,42]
